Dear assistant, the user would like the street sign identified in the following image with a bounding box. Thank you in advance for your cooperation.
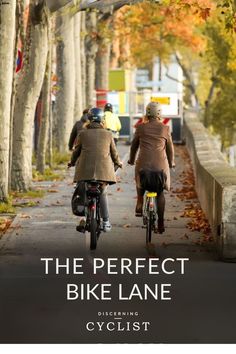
[136,81,163,88]
[151,96,170,105]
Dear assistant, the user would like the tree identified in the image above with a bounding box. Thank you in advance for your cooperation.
[0,0,16,201]
[85,10,98,107]
[54,10,75,152]
[95,17,112,92]
[36,26,52,174]
[200,6,236,145]
[11,0,49,191]
[112,0,213,108]
[74,11,83,120]
[80,11,87,110]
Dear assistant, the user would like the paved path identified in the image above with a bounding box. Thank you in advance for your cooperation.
[0,143,236,343]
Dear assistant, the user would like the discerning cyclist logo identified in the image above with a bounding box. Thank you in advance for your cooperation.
[85,311,151,332]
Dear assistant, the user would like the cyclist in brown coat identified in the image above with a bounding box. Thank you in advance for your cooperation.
[128,102,175,233]
[69,108,122,231]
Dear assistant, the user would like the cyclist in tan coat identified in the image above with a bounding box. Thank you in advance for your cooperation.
[128,102,175,233]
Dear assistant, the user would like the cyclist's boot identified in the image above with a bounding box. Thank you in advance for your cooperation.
[76,219,86,233]
[103,219,112,232]
[135,196,143,217]
[157,219,165,234]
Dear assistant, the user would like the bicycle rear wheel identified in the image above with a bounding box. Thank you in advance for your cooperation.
[90,218,97,250]
[146,210,153,244]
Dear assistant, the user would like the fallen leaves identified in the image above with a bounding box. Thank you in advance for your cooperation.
[0,218,11,232]
[173,145,212,244]
[180,233,189,240]
[20,214,31,219]
[184,208,211,234]
[123,224,131,228]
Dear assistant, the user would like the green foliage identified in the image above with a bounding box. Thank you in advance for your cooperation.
[200,7,236,146]
[50,150,71,166]
[32,168,64,182]
[217,0,236,31]
[0,198,16,214]
[11,189,46,199]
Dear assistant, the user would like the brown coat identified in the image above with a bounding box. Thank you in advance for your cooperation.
[71,123,121,184]
[129,119,175,191]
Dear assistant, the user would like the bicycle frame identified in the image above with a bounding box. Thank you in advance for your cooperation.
[143,192,157,243]
[84,182,103,250]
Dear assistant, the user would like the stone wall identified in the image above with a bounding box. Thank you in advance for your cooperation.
[184,111,236,261]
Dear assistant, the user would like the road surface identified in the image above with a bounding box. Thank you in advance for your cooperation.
[0,143,235,343]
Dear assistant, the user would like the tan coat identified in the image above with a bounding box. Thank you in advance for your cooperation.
[71,123,121,184]
[129,119,175,191]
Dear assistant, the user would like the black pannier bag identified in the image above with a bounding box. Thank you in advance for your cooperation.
[139,168,166,194]
[71,181,87,216]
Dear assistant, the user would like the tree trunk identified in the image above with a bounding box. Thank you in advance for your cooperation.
[175,52,199,108]
[96,37,111,91]
[80,11,86,110]
[11,0,49,192]
[74,11,83,121]
[36,29,52,174]
[54,13,75,152]
[0,0,16,201]
[203,78,217,127]
[85,10,98,107]
[9,0,28,192]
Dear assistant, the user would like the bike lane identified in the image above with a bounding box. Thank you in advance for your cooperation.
[0,142,235,343]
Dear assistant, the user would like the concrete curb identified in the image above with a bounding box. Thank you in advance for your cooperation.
[184,111,236,261]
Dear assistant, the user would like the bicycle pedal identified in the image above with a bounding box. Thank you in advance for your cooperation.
[76,225,86,233]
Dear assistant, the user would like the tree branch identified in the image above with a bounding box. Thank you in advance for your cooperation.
[164,65,182,84]
[46,0,141,13]
[175,52,199,106]
[79,0,141,11]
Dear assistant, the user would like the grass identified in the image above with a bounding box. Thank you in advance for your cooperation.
[0,198,16,214]
[50,150,71,165]
[31,150,71,182]
[32,168,64,182]
[11,189,46,199]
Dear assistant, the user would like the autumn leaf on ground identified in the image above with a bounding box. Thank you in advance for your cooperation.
[20,214,31,219]
[0,219,12,232]
[48,189,59,193]
[123,224,131,228]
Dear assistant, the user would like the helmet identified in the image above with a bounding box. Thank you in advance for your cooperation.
[146,101,162,119]
[88,107,104,123]
[104,103,113,112]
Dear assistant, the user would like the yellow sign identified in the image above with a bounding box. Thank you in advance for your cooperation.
[151,96,170,105]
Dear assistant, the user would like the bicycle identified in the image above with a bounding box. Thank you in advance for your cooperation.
[142,191,157,244]
[69,161,121,250]
[84,181,104,250]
